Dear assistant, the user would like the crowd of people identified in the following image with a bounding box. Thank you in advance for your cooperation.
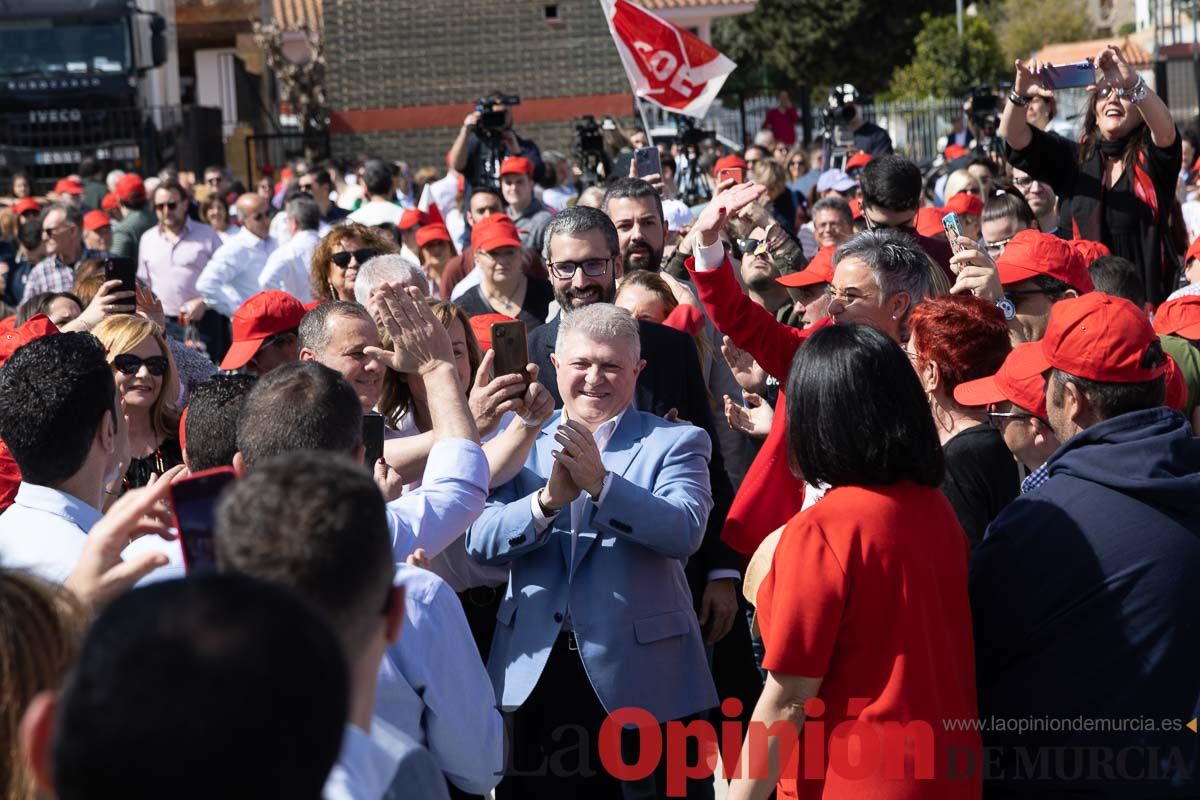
[0,49,1199,800]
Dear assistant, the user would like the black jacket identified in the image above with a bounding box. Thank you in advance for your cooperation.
[529,315,743,604]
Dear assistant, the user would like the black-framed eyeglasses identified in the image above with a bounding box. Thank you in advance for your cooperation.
[330,248,378,268]
[298,182,316,192]
[548,257,611,279]
[42,223,74,237]
[113,354,169,376]
[736,237,769,257]
[155,201,178,211]
[249,211,270,221]
[1011,176,1039,190]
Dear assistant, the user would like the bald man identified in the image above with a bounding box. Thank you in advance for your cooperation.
[196,193,279,318]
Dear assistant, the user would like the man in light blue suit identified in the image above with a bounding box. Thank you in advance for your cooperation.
[467,301,717,799]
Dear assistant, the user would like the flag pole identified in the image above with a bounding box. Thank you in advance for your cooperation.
[633,93,655,139]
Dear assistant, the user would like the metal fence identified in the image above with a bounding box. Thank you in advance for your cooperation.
[647,94,973,163]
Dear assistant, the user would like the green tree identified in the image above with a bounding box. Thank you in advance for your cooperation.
[712,0,954,95]
[992,0,1094,63]
[887,13,1007,100]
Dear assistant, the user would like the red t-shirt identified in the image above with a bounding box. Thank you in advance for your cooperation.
[756,482,981,799]
[763,107,800,147]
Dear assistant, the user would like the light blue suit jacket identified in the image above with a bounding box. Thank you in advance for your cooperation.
[465,408,718,724]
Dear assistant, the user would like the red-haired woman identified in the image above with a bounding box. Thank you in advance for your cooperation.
[1000,44,1181,303]
[907,293,1019,545]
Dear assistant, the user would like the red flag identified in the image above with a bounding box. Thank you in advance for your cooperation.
[601,0,736,119]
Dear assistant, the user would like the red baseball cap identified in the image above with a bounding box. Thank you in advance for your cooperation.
[219,291,306,371]
[995,229,1094,293]
[101,192,120,212]
[116,173,146,203]
[712,154,747,177]
[915,206,946,238]
[1007,293,1168,383]
[954,342,1049,419]
[944,192,983,218]
[12,198,40,216]
[1152,295,1200,340]
[83,210,111,232]
[398,208,424,231]
[471,214,523,252]
[1065,238,1110,268]
[1185,236,1200,267]
[54,177,83,196]
[0,314,58,367]
[499,156,534,177]
[415,223,452,248]
[845,151,873,172]
[944,144,969,161]
[469,313,517,351]
[776,247,834,288]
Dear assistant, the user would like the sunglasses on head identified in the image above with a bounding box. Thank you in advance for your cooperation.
[330,248,378,268]
[113,354,169,376]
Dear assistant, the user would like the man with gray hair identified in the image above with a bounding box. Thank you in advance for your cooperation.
[259,193,325,302]
[467,301,717,797]
[528,204,745,653]
[354,253,429,306]
[23,202,100,298]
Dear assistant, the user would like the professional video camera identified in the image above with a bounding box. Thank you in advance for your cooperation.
[572,115,614,190]
[967,85,1006,157]
[673,115,716,206]
[474,94,521,136]
[821,84,860,171]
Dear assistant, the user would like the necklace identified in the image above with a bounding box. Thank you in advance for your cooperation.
[485,279,526,314]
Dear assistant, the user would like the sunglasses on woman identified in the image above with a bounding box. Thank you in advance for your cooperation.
[113,354,169,376]
[330,248,378,268]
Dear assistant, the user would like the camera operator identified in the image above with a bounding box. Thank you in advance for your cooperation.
[844,98,893,157]
[448,93,544,189]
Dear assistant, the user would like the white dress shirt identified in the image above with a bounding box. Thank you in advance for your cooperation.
[349,200,404,226]
[373,564,504,795]
[259,228,322,302]
[0,482,181,585]
[195,226,278,317]
[325,722,451,800]
[386,438,489,562]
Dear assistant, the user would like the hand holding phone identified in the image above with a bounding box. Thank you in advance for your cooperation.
[362,413,385,471]
[633,146,662,179]
[942,213,967,256]
[104,256,137,297]
[169,467,237,573]
[717,167,745,185]
[1039,60,1096,90]
[490,320,530,386]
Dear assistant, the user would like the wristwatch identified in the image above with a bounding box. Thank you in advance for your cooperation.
[1008,91,1030,107]
[536,490,561,518]
[997,297,1016,321]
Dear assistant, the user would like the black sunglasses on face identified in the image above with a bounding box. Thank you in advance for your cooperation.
[1003,288,1053,306]
[155,202,178,211]
[330,248,378,269]
[113,354,169,376]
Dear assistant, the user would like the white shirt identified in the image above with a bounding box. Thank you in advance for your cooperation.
[259,228,321,302]
[0,482,180,585]
[269,210,292,246]
[323,724,402,800]
[349,200,404,227]
[373,564,504,794]
[195,227,278,317]
[449,266,482,301]
[386,438,489,562]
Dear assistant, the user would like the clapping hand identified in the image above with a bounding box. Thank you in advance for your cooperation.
[366,284,455,375]
[721,336,768,395]
[552,420,607,499]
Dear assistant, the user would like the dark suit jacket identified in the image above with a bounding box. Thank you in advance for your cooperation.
[529,315,743,603]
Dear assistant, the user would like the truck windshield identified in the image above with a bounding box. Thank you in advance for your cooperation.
[0,19,130,78]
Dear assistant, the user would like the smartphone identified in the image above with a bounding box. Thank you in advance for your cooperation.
[633,146,662,178]
[169,466,237,573]
[104,256,137,296]
[942,212,967,255]
[490,320,530,386]
[1040,60,1096,90]
[362,412,385,472]
[717,167,744,185]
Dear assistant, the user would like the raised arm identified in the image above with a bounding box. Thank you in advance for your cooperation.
[1095,44,1176,148]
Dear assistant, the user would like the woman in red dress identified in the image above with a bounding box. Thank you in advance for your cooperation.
[730,323,982,800]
